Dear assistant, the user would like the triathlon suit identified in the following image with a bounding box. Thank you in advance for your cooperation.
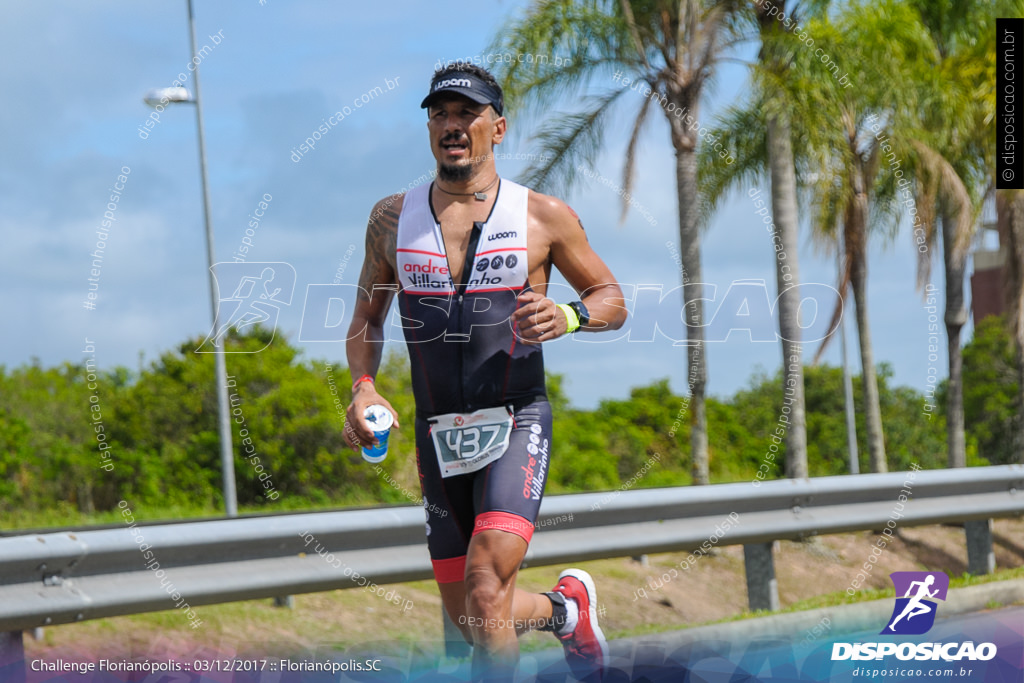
[395,178,553,584]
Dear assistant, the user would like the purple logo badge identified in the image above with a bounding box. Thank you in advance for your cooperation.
[882,571,949,635]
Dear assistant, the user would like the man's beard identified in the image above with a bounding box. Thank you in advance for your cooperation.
[438,160,474,182]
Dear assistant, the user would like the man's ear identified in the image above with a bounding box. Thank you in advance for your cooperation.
[491,114,507,145]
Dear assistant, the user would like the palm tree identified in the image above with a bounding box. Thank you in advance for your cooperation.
[988,0,1024,461]
[490,0,741,485]
[1003,192,1024,460]
[801,3,945,473]
[704,1,933,473]
[898,0,1002,469]
[710,0,832,479]
[695,0,835,481]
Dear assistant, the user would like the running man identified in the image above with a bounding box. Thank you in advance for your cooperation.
[887,574,939,632]
[206,266,282,348]
[344,62,626,680]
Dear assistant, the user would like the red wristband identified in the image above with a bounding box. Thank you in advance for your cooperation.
[352,374,374,393]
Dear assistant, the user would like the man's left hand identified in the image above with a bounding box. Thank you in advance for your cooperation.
[511,291,569,344]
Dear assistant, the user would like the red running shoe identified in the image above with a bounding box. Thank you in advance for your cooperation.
[551,568,608,679]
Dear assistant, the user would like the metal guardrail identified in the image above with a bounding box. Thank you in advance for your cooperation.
[0,504,390,538]
[0,465,1021,632]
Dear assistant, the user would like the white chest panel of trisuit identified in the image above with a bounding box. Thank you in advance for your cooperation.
[396,179,529,295]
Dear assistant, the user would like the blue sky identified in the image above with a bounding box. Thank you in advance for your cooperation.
[1,1,971,408]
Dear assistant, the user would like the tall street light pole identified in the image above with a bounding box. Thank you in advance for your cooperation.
[187,0,237,516]
[144,0,237,516]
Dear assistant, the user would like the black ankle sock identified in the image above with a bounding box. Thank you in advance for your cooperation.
[539,591,567,632]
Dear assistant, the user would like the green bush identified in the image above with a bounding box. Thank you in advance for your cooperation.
[0,325,988,528]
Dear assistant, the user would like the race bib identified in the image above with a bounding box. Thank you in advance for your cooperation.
[430,406,514,478]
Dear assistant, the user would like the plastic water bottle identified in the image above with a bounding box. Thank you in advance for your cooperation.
[361,404,394,463]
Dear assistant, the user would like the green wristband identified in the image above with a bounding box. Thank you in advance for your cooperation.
[557,303,581,333]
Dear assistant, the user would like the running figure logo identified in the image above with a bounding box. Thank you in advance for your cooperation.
[198,262,296,353]
[882,571,949,635]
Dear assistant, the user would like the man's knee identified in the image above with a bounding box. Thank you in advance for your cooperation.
[464,563,510,617]
[466,565,505,602]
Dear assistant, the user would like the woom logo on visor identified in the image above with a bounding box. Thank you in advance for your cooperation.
[421,71,504,114]
[435,77,472,90]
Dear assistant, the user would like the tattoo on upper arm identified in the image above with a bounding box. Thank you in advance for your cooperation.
[357,199,399,302]
[567,204,588,239]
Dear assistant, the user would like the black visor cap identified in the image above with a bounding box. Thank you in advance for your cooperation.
[420,71,503,115]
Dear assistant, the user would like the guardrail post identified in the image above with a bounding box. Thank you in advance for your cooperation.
[965,519,995,575]
[442,606,471,659]
[743,542,780,612]
[0,631,26,683]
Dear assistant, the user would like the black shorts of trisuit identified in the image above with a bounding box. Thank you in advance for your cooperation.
[415,398,552,584]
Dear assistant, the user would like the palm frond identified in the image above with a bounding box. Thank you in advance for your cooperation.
[619,0,651,69]
[517,87,629,194]
[490,0,644,120]
[696,102,768,226]
[621,90,654,223]
[910,141,976,256]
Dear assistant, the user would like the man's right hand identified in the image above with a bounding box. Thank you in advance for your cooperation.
[344,383,401,450]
